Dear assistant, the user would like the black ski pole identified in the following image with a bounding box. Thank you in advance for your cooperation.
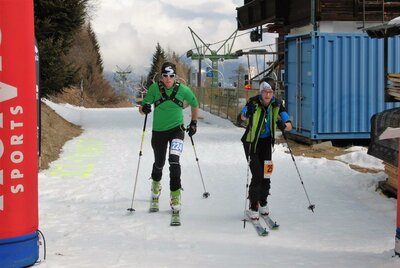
[282,132,316,212]
[189,135,210,198]
[127,114,148,212]
[243,144,251,229]
[243,111,254,229]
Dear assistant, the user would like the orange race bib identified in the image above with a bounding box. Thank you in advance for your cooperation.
[263,160,273,178]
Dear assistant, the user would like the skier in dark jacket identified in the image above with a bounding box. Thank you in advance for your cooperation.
[240,78,292,220]
[139,62,199,215]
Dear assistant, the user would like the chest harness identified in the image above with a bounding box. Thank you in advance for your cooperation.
[154,81,183,108]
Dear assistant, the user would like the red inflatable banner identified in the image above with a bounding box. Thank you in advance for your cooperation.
[0,0,38,239]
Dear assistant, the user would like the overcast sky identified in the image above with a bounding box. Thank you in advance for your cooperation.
[91,0,278,76]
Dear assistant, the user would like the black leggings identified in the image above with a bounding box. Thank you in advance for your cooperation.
[151,126,185,191]
[243,138,272,208]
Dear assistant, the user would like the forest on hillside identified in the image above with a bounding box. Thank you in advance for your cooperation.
[34,0,190,104]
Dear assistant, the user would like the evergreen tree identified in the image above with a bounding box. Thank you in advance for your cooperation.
[146,43,166,87]
[87,22,104,73]
[34,0,88,96]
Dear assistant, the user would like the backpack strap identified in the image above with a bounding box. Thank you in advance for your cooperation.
[154,82,183,108]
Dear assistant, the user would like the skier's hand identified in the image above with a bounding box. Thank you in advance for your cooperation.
[245,102,256,118]
[142,104,152,114]
[276,120,286,132]
[187,120,197,137]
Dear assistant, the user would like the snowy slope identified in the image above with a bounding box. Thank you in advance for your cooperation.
[38,99,399,268]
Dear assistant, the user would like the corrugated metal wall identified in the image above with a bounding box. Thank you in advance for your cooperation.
[285,32,400,141]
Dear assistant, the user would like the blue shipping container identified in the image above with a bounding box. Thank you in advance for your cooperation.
[284,32,400,141]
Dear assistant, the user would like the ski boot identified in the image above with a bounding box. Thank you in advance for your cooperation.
[170,189,181,226]
[149,180,161,212]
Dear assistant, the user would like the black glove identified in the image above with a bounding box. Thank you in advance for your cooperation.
[276,120,286,132]
[187,120,197,137]
[245,102,256,118]
[142,104,151,114]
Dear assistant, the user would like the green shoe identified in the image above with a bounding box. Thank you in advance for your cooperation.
[151,180,161,198]
[170,189,181,211]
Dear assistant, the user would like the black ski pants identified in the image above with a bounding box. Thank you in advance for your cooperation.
[243,137,272,210]
[151,126,185,191]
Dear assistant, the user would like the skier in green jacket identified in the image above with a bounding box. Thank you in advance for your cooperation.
[139,62,199,215]
[240,78,292,220]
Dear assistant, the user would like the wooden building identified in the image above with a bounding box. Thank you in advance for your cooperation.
[237,0,400,34]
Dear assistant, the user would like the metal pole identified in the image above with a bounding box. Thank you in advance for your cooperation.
[243,111,255,228]
[311,0,317,31]
[283,132,315,212]
[384,36,388,100]
[189,135,210,198]
[127,114,148,212]
[198,59,201,88]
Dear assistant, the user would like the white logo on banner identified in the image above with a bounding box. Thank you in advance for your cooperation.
[0,140,3,159]
[0,82,18,103]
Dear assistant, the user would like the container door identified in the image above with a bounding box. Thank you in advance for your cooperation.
[285,36,314,138]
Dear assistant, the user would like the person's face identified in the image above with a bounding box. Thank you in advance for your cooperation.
[260,89,274,105]
[161,73,176,88]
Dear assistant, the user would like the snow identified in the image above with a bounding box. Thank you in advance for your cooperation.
[335,146,385,170]
[38,99,400,268]
[389,16,400,25]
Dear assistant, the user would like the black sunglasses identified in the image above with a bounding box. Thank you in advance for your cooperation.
[162,74,175,78]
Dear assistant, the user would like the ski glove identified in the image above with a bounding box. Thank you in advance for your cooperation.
[245,102,256,118]
[187,120,197,137]
[276,120,286,132]
[142,104,152,114]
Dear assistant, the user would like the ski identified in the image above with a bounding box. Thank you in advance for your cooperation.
[170,210,181,226]
[246,211,268,236]
[250,219,268,236]
[260,214,279,229]
[149,197,159,212]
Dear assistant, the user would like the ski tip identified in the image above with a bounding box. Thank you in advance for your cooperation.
[257,227,269,236]
[149,208,159,213]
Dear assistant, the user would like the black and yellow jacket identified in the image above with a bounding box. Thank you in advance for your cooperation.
[241,95,288,153]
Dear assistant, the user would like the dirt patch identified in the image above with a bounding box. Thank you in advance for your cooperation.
[275,136,381,174]
[277,137,342,160]
[40,102,83,170]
